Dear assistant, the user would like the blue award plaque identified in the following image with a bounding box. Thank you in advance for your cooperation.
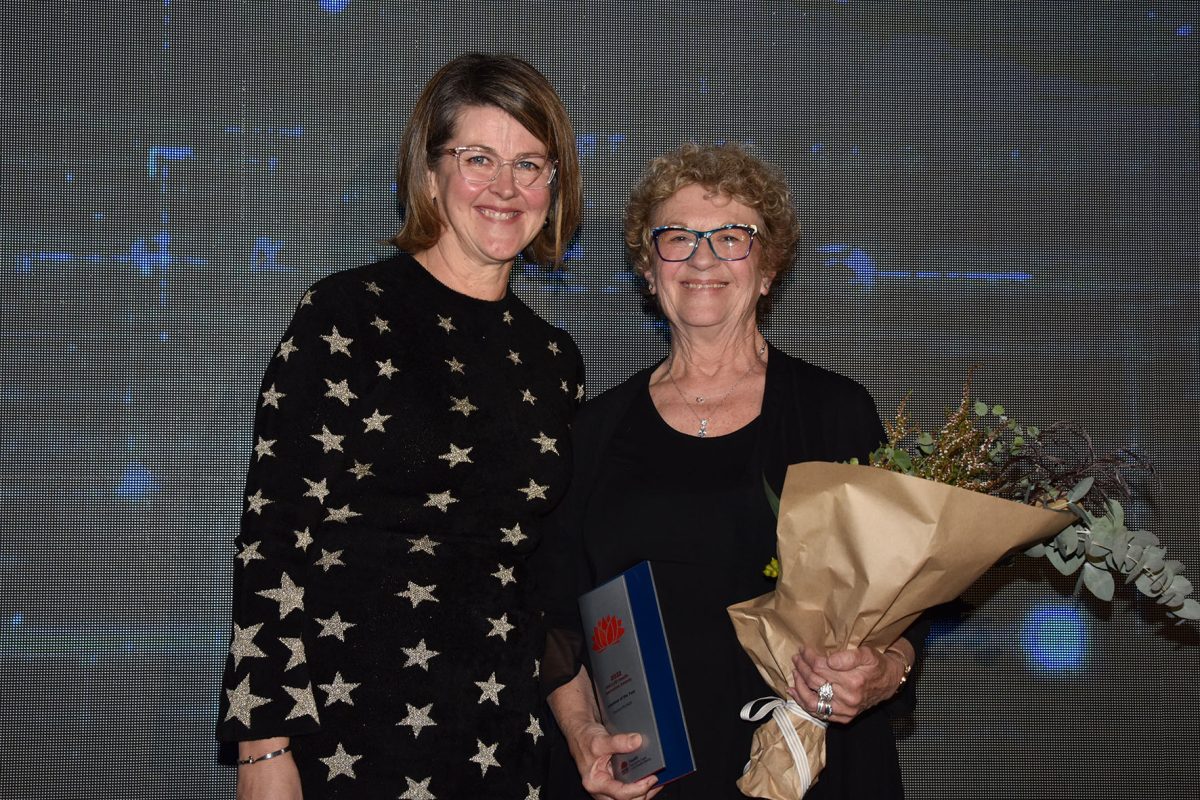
[578,561,696,784]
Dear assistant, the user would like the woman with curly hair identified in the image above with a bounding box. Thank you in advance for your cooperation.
[541,143,925,799]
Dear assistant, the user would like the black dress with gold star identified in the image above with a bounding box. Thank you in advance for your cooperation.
[217,252,583,799]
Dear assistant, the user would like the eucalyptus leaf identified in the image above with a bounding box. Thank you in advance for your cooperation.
[974,401,987,416]
[1067,477,1095,504]
[1169,598,1200,621]
[1025,542,1048,557]
[1083,563,1115,601]
[1055,528,1082,557]
[992,404,1005,416]
[1046,546,1084,576]
[762,475,780,519]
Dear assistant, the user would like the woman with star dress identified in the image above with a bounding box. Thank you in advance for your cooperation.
[540,144,928,799]
[217,53,583,799]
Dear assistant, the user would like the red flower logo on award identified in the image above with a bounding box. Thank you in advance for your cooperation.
[591,615,625,652]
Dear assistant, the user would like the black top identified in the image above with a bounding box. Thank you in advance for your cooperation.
[540,345,920,799]
[218,252,584,798]
[585,379,777,796]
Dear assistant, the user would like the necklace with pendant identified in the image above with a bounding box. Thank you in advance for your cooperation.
[667,338,766,438]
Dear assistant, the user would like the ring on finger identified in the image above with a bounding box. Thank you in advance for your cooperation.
[817,682,835,702]
[816,699,833,720]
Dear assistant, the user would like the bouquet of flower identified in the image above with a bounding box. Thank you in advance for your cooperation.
[727,375,1197,800]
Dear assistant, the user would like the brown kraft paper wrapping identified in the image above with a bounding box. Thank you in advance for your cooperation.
[727,462,1073,799]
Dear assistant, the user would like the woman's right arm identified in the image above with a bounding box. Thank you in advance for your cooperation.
[548,670,660,800]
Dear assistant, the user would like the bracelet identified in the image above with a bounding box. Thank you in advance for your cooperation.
[884,645,913,688]
[237,746,291,766]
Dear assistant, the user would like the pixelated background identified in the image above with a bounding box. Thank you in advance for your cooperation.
[1,1,1197,797]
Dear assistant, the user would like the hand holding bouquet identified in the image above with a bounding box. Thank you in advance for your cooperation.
[727,374,1196,799]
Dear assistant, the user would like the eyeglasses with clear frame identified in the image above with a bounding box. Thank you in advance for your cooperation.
[439,146,558,188]
[649,224,759,262]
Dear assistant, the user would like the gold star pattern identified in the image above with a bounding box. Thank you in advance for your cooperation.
[236,540,264,567]
[315,548,345,572]
[363,409,391,433]
[424,490,457,513]
[303,477,330,505]
[520,388,537,405]
[348,461,374,480]
[377,358,398,379]
[277,337,298,361]
[449,396,477,417]
[311,425,345,453]
[469,739,500,776]
[324,378,358,406]
[559,379,570,393]
[533,659,540,679]
[293,527,313,552]
[396,581,439,608]
[299,289,315,307]
[280,636,307,671]
[224,675,270,727]
[316,611,356,641]
[491,564,516,586]
[364,280,383,296]
[398,702,437,738]
[525,784,541,800]
[502,310,514,325]
[261,384,285,409]
[445,357,465,374]
[369,315,390,333]
[245,489,272,515]
[407,535,439,556]
[500,523,527,547]
[546,340,561,356]
[474,672,505,705]
[284,683,320,722]
[531,432,559,455]
[319,742,362,781]
[506,349,522,365]
[319,672,360,706]
[437,444,473,468]
[400,776,436,800]
[229,622,266,669]
[320,326,353,357]
[325,504,362,524]
[526,714,544,743]
[401,639,440,670]
[486,613,515,641]
[254,437,276,461]
[576,383,586,401]
[518,479,549,501]
[256,573,304,619]
[436,315,455,333]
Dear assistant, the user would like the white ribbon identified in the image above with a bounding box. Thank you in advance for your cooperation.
[740,697,827,794]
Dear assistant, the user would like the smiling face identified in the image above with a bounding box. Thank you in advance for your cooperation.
[646,183,773,335]
[425,104,553,274]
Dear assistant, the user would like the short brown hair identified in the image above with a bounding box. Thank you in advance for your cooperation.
[625,143,801,315]
[393,53,581,266]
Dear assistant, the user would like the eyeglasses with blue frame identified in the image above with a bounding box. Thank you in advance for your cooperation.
[649,224,758,262]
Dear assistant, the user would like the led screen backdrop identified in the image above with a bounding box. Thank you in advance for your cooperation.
[1,1,1197,797]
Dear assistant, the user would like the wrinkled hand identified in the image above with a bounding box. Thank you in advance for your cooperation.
[570,722,661,800]
[787,645,904,725]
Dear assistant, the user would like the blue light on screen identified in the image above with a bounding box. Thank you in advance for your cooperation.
[117,463,161,499]
[320,0,349,12]
[1021,603,1088,672]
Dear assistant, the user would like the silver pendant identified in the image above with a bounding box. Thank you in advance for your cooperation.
[698,418,709,438]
